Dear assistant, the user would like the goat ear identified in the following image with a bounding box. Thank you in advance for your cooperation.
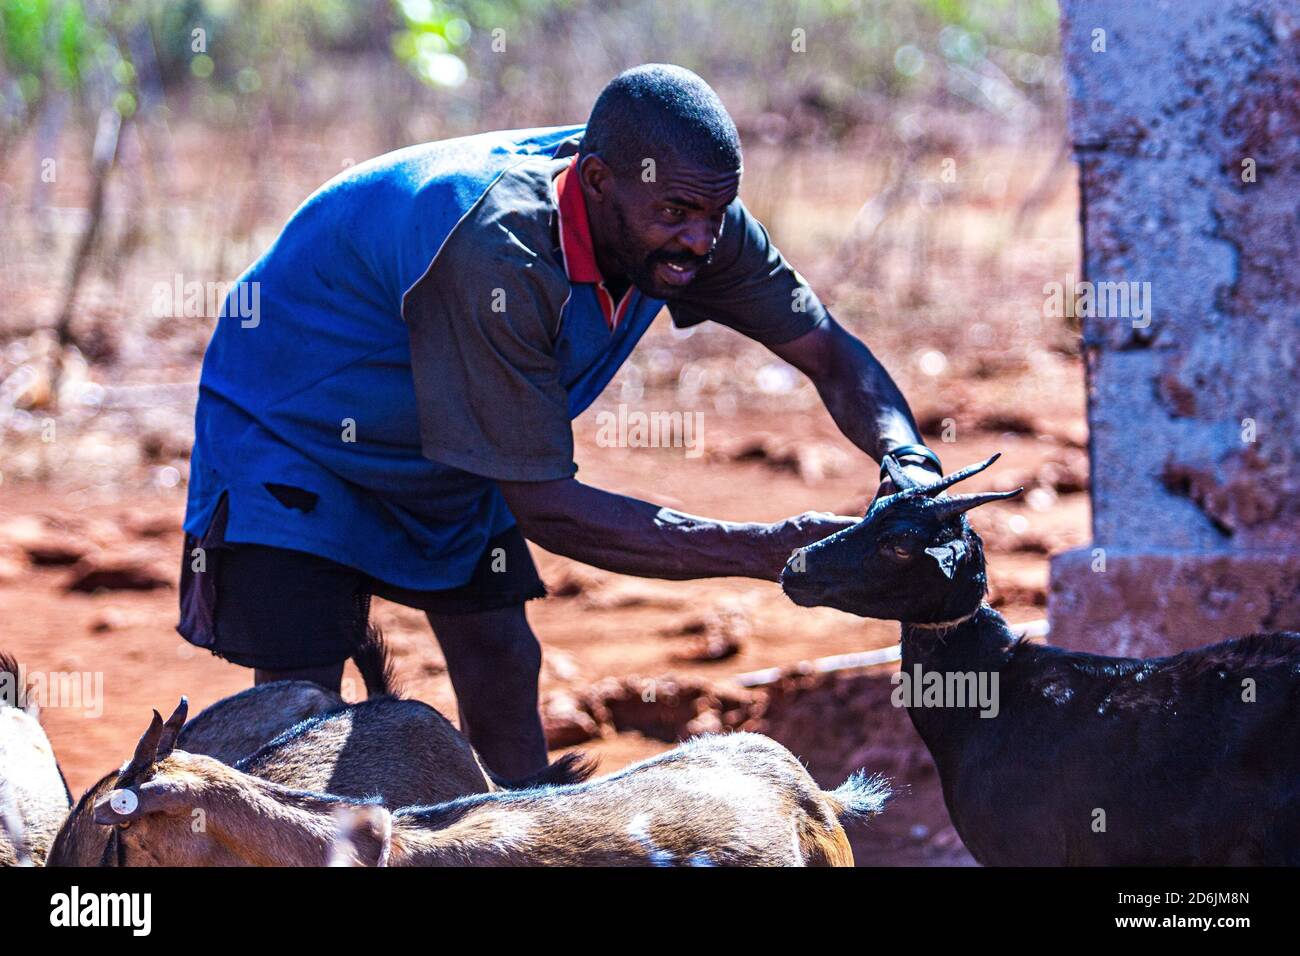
[329,805,392,867]
[120,710,165,780]
[924,540,968,579]
[134,780,193,816]
[882,455,916,490]
[156,697,189,761]
[93,788,143,825]
[94,781,191,825]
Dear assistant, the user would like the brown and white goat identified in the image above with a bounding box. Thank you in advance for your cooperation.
[175,620,396,765]
[93,704,888,866]
[47,697,498,866]
[47,630,580,866]
[46,632,367,869]
[175,682,347,767]
[0,653,73,866]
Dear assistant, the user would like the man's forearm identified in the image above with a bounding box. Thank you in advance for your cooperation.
[499,479,849,582]
[812,327,924,462]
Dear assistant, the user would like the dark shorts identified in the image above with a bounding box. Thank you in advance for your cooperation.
[177,495,546,670]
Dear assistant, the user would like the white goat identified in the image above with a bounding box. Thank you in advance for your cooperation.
[0,653,73,866]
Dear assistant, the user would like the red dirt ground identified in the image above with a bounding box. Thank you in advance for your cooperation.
[0,368,1087,864]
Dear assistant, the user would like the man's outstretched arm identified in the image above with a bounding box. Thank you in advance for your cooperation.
[499,478,853,583]
[499,316,935,580]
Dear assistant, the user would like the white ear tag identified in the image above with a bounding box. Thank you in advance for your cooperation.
[925,541,967,579]
[109,789,139,815]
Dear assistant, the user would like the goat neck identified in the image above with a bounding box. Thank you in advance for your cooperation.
[899,605,1020,752]
[900,604,1018,670]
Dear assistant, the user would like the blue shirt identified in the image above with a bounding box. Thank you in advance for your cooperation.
[185,125,825,590]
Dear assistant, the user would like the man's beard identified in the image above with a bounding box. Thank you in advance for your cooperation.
[612,202,712,299]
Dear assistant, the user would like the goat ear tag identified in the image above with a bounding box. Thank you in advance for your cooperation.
[925,542,966,579]
[109,789,139,815]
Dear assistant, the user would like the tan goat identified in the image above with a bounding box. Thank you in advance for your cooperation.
[175,681,347,766]
[94,702,887,867]
[174,620,395,765]
[0,653,73,866]
[48,629,581,866]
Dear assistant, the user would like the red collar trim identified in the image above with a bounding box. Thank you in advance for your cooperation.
[554,156,633,330]
[554,156,602,284]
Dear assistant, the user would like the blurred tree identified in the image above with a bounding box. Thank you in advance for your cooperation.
[0,1,139,349]
[0,0,1066,358]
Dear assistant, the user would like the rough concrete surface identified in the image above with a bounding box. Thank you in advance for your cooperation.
[1052,0,1300,652]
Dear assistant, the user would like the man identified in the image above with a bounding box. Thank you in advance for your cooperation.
[179,64,942,780]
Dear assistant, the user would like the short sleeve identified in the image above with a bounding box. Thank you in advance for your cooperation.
[401,199,577,482]
[666,199,827,345]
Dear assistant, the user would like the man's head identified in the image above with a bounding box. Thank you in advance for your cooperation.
[578,64,742,299]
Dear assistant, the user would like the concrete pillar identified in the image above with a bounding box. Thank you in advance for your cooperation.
[1048,0,1300,656]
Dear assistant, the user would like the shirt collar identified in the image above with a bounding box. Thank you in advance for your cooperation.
[553,156,603,284]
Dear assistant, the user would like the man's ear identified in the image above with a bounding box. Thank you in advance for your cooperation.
[578,153,614,201]
[93,781,190,825]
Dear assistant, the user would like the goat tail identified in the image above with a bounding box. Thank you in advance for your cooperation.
[350,624,400,699]
[827,770,892,823]
[487,751,599,791]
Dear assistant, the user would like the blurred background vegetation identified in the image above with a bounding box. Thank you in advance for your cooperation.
[0,0,1078,493]
[1,0,1062,142]
[0,0,1065,326]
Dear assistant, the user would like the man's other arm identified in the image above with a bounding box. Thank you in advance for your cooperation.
[499,479,852,583]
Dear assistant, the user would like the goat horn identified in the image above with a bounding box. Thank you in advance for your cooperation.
[929,488,1024,521]
[157,697,189,761]
[121,710,165,780]
[918,453,1002,497]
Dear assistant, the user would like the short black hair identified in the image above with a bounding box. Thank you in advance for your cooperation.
[580,64,742,176]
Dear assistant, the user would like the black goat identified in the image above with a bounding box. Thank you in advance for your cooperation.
[782,454,1300,866]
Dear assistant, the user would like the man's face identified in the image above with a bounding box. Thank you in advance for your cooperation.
[581,153,740,300]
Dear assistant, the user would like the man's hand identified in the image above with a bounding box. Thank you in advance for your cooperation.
[874,460,944,502]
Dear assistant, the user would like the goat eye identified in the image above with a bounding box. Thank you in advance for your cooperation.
[881,542,912,561]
